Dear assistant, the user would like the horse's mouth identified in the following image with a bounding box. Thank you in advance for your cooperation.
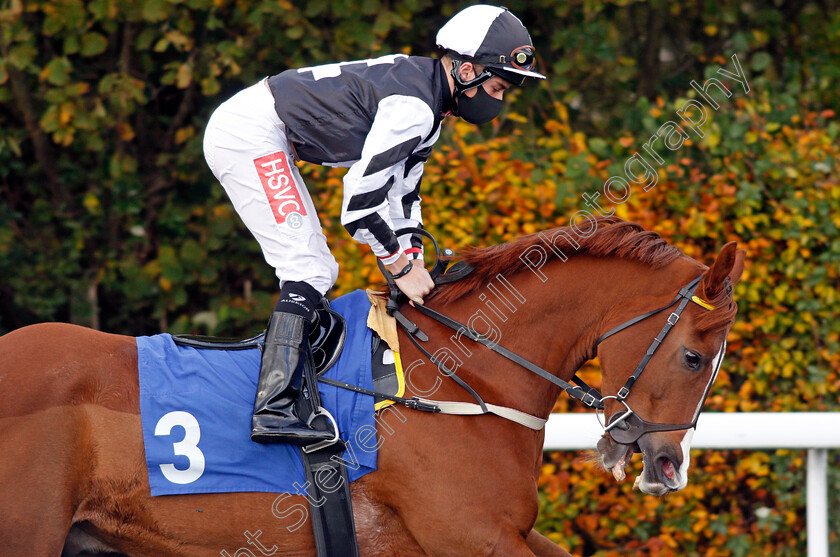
[596,435,684,495]
[595,435,635,482]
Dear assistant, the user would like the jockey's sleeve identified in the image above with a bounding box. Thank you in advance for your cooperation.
[388,148,430,261]
[341,95,436,266]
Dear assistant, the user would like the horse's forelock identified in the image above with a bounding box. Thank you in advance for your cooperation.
[695,278,738,333]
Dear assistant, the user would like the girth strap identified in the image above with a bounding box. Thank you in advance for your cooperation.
[299,441,360,557]
[294,327,360,557]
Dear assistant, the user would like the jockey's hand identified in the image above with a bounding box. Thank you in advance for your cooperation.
[387,254,434,305]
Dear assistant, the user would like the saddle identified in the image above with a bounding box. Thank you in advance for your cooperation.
[172,298,347,376]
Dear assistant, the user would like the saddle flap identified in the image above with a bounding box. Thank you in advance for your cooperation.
[370,334,405,410]
[310,301,347,375]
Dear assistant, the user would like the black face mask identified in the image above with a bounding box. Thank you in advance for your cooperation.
[456,85,503,125]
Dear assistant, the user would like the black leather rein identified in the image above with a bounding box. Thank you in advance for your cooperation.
[379,228,718,445]
[407,302,605,409]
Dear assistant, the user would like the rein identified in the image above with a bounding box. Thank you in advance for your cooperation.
[330,228,721,443]
[368,228,603,431]
[395,272,717,443]
[408,302,604,409]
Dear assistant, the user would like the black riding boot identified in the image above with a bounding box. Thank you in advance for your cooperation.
[251,311,334,445]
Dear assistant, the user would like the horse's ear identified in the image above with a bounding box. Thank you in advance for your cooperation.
[701,242,746,297]
[728,246,746,286]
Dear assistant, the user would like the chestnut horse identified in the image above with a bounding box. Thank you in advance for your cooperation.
[0,218,743,556]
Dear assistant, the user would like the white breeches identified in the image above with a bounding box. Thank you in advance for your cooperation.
[203,79,339,295]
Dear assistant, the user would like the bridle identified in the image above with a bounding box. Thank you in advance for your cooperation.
[592,275,724,445]
[378,229,723,445]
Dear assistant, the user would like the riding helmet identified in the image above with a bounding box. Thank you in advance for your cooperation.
[436,5,546,87]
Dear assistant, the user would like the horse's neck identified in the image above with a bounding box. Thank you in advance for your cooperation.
[427,257,627,419]
[431,256,698,420]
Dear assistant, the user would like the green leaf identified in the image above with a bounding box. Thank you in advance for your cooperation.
[200,76,220,96]
[286,25,304,40]
[588,137,609,157]
[89,0,116,21]
[80,32,108,57]
[564,155,590,179]
[751,52,772,72]
[42,58,73,86]
[180,239,205,267]
[372,13,392,37]
[304,0,327,17]
[6,43,38,70]
[159,245,184,282]
[141,0,169,22]
[63,35,80,55]
[136,28,157,51]
[43,13,65,35]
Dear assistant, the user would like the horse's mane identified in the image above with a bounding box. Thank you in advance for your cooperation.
[429,216,680,303]
[428,216,735,333]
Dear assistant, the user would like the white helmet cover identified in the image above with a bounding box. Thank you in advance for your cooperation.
[436,5,546,84]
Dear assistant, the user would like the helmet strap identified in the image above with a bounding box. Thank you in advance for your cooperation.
[448,57,494,97]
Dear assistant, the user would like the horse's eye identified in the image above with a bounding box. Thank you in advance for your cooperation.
[684,350,701,370]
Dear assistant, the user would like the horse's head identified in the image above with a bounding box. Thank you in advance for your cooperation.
[595,242,745,495]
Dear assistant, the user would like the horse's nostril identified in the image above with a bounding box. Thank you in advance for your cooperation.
[661,458,676,481]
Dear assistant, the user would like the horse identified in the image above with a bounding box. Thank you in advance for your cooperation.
[0,217,744,556]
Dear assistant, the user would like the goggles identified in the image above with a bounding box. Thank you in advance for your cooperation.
[505,46,536,72]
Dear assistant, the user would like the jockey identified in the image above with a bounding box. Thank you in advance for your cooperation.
[202,4,545,446]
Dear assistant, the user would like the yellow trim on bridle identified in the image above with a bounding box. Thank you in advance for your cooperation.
[691,295,716,311]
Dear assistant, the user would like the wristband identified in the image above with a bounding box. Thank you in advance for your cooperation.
[390,261,413,279]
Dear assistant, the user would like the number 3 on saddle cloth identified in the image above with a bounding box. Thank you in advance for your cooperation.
[137,289,401,496]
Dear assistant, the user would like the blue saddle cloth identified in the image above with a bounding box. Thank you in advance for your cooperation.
[137,289,377,496]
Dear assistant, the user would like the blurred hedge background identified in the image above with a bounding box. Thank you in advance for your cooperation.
[1,0,839,555]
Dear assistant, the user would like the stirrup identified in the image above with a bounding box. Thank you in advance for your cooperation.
[301,407,341,454]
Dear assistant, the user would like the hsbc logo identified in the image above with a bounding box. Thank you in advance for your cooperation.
[254,152,308,225]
